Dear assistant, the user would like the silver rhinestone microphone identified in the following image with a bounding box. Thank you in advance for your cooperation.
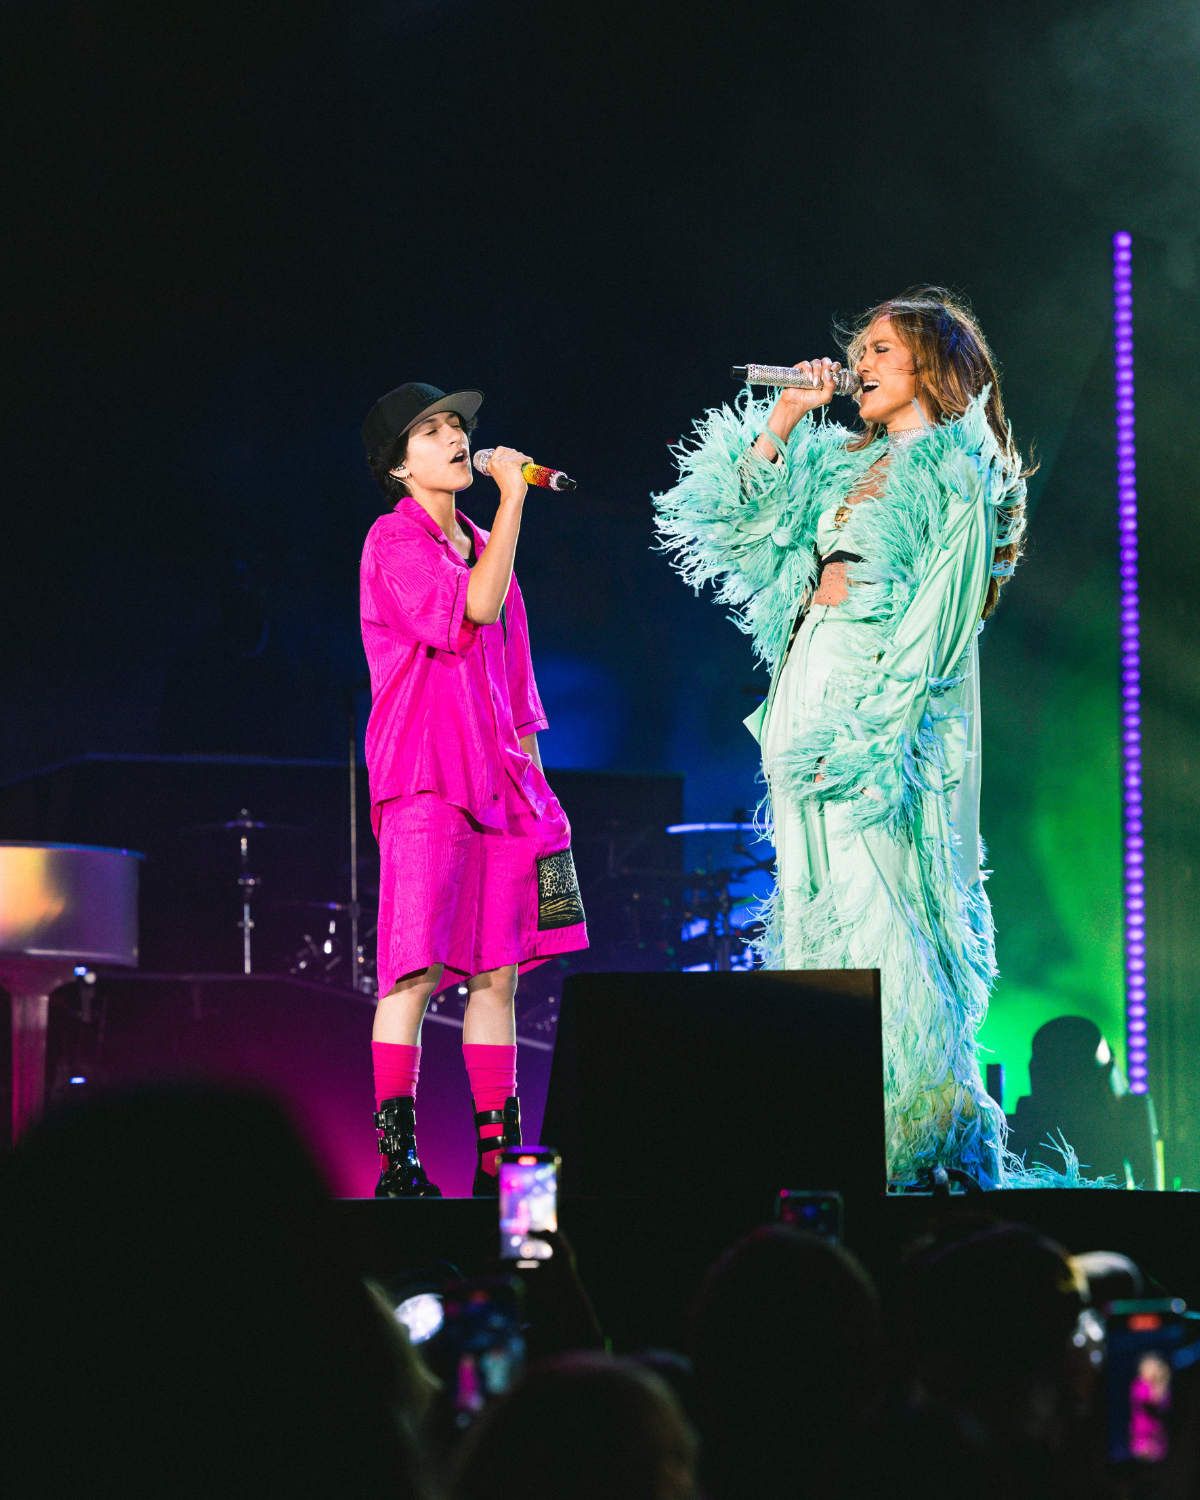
[731,363,862,396]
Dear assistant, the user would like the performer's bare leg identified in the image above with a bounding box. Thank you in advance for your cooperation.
[463,963,518,1045]
[372,965,443,1045]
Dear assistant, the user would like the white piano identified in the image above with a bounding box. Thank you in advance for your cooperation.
[0,842,141,1140]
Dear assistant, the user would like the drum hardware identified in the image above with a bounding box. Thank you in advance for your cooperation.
[229,810,261,975]
[275,899,353,911]
[282,903,347,976]
[191,807,271,975]
[664,821,758,834]
[289,914,342,978]
[661,815,776,972]
[278,898,378,995]
[187,809,308,975]
[582,820,670,883]
[190,815,304,833]
[346,694,367,994]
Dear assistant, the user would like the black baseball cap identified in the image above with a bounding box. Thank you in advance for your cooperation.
[361,381,483,456]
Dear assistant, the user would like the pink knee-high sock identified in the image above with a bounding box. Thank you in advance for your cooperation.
[462,1042,517,1176]
[372,1041,421,1110]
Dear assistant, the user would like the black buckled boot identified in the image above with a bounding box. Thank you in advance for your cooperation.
[374,1096,442,1198]
[472,1095,522,1197]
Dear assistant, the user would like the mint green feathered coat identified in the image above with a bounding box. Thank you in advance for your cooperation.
[654,390,1026,1185]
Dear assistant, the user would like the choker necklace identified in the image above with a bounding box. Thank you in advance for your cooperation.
[887,426,928,451]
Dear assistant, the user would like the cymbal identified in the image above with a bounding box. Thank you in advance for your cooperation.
[665,821,759,834]
[271,898,353,912]
[621,867,738,887]
[188,817,305,833]
[623,865,771,889]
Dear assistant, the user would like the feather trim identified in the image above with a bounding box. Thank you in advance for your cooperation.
[653,390,877,668]
[750,857,1004,1186]
[1001,1135,1119,1189]
[751,822,1107,1189]
[654,387,1024,675]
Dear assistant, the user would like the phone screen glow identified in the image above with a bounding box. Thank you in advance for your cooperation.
[499,1159,557,1262]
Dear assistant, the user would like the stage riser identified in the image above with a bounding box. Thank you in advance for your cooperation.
[1,976,555,1197]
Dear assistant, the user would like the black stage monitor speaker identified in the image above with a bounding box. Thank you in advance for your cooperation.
[543,970,885,1200]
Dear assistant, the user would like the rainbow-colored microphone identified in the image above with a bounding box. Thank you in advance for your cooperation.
[472,449,577,492]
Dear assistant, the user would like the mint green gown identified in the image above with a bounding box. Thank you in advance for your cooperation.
[655,391,1026,1185]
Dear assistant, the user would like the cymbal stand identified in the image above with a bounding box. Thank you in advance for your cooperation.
[347,700,366,994]
[235,809,260,975]
[683,862,736,974]
[711,879,735,972]
[731,838,775,881]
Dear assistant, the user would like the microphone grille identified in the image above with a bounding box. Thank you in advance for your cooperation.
[834,368,862,396]
[472,448,494,475]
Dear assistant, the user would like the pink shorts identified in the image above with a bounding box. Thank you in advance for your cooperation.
[375,786,588,996]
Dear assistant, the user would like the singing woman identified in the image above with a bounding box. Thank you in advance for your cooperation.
[360,381,587,1198]
[655,289,1028,1186]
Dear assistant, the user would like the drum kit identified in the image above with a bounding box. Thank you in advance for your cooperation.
[595,816,775,973]
[181,801,775,987]
[173,705,384,991]
[185,809,379,995]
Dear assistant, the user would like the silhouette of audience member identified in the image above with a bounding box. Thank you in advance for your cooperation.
[629,1348,698,1431]
[509,1229,605,1362]
[888,1219,1106,1500]
[1070,1248,1145,1308]
[1006,1015,1158,1185]
[688,1225,883,1500]
[452,1351,697,1500]
[1,1084,433,1499]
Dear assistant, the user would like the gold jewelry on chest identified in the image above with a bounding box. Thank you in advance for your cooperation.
[835,449,890,528]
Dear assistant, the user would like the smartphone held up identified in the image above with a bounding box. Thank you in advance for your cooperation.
[775,1189,843,1243]
[499,1146,560,1268]
[1104,1298,1200,1468]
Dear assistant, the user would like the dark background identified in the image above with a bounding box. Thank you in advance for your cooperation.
[4,0,1198,1182]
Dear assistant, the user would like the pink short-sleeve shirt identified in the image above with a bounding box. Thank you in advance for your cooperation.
[360,496,550,835]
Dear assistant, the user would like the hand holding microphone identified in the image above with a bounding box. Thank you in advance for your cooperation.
[471,446,533,503]
[742,358,854,463]
[736,358,858,421]
[731,361,862,396]
[474,448,577,493]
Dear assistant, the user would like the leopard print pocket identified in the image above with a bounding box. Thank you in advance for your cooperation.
[536,848,585,930]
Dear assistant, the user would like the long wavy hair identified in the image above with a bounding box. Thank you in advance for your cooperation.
[840,286,1031,618]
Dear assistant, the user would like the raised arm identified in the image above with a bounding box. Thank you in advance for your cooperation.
[465,446,531,624]
[653,376,844,665]
[751,357,843,462]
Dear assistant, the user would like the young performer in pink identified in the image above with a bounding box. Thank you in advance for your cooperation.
[360,381,587,1197]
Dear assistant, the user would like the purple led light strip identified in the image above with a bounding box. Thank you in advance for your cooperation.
[1113,231,1147,1094]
